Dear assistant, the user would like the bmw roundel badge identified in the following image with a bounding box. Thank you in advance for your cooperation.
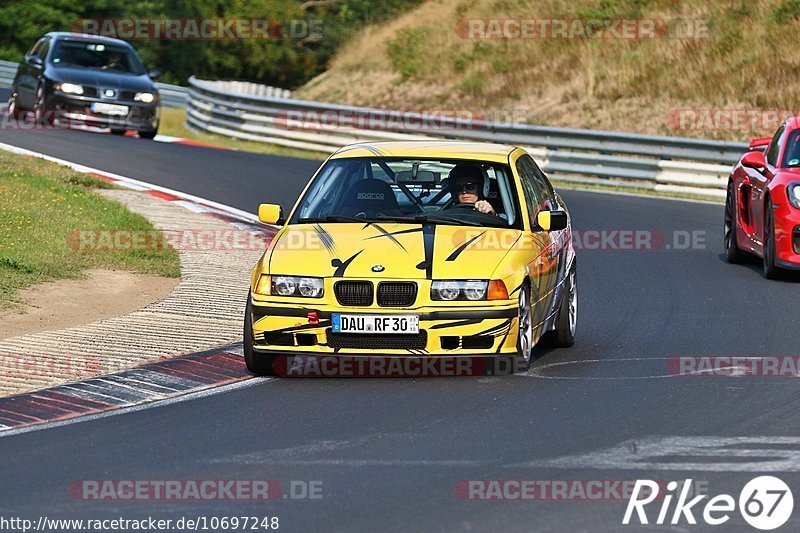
[372,265,385,272]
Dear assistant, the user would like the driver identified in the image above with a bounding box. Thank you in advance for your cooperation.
[448,164,495,214]
[103,52,122,70]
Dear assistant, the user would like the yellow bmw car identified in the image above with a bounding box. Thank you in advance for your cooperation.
[245,141,577,376]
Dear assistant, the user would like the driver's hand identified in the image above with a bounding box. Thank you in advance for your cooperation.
[474,200,495,214]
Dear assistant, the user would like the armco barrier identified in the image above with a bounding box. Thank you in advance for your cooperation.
[186,76,746,199]
[0,59,187,108]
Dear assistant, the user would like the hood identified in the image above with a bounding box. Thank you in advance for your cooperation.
[48,66,156,92]
[267,223,522,279]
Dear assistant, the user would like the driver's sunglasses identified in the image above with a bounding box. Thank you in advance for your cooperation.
[457,181,478,192]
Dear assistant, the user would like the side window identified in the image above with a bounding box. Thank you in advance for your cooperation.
[28,39,45,58]
[516,157,542,227]
[523,156,554,205]
[37,38,50,60]
[766,126,785,167]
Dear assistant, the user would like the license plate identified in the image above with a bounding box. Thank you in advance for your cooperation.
[332,314,419,334]
[91,102,129,116]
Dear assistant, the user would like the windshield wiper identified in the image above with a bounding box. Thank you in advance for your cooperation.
[298,215,367,223]
[376,214,482,227]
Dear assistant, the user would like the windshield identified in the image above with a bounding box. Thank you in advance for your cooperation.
[783,130,800,167]
[290,157,521,228]
[50,41,145,75]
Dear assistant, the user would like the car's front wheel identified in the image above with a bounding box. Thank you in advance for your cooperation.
[244,297,277,376]
[33,86,52,125]
[138,128,158,139]
[514,282,533,372]
[7,91,22,119]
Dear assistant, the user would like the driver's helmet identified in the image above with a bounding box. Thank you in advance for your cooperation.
[448,164,485,200]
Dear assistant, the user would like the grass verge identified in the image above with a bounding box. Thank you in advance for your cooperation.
[0,151,181,311]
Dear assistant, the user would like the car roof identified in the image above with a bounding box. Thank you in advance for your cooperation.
[330,141,519,163]
[44,32,134,48]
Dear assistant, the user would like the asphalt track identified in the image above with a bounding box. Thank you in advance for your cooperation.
[2,125,800,531]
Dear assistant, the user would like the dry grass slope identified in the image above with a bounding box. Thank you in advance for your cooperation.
[297,0,800,140]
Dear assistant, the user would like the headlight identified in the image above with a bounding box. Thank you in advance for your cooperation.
[58,83,84,95]
[134,92,155,103]
[271,275,323,298]
[432,280,488,301]
[788,183,800,209]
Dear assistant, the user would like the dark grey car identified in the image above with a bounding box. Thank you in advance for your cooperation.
[7,32,161,138]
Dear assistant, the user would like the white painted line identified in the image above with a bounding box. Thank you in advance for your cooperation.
[524,357,677,380]
[517,436,800,472]
[172,199,209,213]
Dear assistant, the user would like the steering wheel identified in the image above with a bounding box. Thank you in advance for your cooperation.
[447,202,476,210]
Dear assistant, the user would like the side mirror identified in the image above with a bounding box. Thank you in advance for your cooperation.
[29,56,44,68]
[536,210,568,232]
[741,151,767,171]
[147,69,161,80]
[258,203,283,225]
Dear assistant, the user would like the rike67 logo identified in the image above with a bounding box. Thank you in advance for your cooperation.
[623,476,793,530]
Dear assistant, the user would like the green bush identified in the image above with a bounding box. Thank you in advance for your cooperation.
[387,27,425,80]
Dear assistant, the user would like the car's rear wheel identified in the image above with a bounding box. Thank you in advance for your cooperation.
[763,198,782,279]
[138,129,158,139]
[540,264,577,348]
[244,297,277,376]
[514,283,533,372]
[110,129,126,135]
[724,181,746,264]
[7,92,22,119]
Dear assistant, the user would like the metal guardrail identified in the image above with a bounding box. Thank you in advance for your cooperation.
[187,76,743,199]
[0,59,188,108]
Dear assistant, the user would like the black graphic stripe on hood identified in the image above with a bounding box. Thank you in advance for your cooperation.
[368,223,407,252]
[445,231,485,262]
[313,224,337,256]
[366,227,423,240]
[415,224,436,279]
[332,250,363,277]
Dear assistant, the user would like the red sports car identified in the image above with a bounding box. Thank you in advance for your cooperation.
[725,117,800,278]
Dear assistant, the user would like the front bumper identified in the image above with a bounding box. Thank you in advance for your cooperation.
[249,298,520,356]
[46,92,159,130]
[772,200,800,268]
